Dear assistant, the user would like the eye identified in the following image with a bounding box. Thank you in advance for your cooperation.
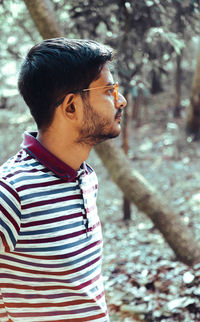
[106,87,114,95]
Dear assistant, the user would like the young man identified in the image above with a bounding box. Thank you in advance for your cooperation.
[0,38,127,322]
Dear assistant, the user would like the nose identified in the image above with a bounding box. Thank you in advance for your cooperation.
[115,92,127,109]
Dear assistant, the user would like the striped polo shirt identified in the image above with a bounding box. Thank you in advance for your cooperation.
[0,132,108,322]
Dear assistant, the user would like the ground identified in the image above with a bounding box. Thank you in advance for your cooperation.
[1,93,200,321]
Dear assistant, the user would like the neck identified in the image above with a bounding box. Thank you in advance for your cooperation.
[37,129,92,171]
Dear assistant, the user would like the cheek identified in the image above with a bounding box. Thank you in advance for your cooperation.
[86,96,116,122]
[98,98,116,115]
[90,93,114,107]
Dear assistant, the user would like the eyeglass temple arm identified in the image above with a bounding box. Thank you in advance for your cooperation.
[82,83,117,92]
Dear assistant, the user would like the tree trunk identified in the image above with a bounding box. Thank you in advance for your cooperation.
[23,0,200,266]
[95,140,200,266]
[186,43,200,139]
[173,53,182,118]
[120,3,132,222]
[123,198,131,221]
[23,0,63,39]
[122,104,131,221]
[151,69,163,94]
[122,106,129,156]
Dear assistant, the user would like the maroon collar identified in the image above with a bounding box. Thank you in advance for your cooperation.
[21,132,85,181]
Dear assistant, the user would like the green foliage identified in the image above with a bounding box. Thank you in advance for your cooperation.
[52,0,199,89]
[0,0,199,96]
[0,0,40,95]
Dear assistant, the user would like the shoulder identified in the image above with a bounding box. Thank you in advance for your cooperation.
[0,148,40,187]
[0,150,29,206]
[0,176,21,252]
[0,177,21,205]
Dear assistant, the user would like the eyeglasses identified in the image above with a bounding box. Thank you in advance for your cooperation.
[82,82,118,100]
[55,82,118,107]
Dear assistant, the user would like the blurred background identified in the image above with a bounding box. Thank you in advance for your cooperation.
[1,0,200,321]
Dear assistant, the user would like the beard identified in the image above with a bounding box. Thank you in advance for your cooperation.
[76,98,122,146]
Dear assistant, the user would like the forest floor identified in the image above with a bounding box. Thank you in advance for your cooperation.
[1,91,200,321]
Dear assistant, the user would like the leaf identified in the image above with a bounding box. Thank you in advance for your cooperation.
[164,32,185,55]
[120,303,147,314]
[165,297,196,312]
[146,28,185,55]
[183,272,195,284]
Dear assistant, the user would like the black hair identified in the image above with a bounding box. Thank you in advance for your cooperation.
[18,37,113,129]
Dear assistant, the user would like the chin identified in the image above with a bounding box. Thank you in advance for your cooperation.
[107,129,121,139]
[113,124,121,135]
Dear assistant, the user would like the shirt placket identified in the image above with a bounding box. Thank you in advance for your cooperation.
[78,172,90,237]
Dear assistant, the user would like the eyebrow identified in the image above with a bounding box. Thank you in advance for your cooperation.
[92,82,114,88]
[105,82,114,86]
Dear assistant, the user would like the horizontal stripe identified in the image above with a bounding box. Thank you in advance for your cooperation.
[1,262,101,285]
[41,313,107,322]
[20,185,79,201]
[16,179,66,192]
[2,294,105,315]
[0,181,20,203]
[10,173,52,184]
[0,220,16,246]
[8,308,105,319]
[0,312,9,319]
[2,291,88,300]
[0,204,20,233]
[19,219,84,236]
[11,236,100,262]
[0,255,101,276]
[21,212,83,229]
[3,167,42,180]
[18,219,100,239]
[0,139,108,321]
[21,194,82,210]
[0,248,101,269]
[17,228,87,244]
[3,292,104,308]
[15,238,101,255]
[21,203,84,219]
[17,221,100,243]
[0,272,101,291]
[0,191,21,219]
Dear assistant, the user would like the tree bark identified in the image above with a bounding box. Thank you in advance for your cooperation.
[23,0,63,39]
[186,43,200,139]
[120,3,132,221]
[151,69,163,94]
[173,53,182,118]
[23,0,200,266]
[95,140,200,265]
[122,106,131,221]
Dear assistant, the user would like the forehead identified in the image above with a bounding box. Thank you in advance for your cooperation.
[90,64,114,87]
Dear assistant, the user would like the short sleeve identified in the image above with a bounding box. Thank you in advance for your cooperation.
[0,179,21,252]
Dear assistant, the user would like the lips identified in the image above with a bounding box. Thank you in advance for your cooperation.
[115,108,123,120]
[115,113,122,119]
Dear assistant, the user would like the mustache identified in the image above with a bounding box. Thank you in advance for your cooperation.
[115,108,123,118]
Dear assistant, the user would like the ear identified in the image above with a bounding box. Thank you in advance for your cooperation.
[61,94,77,119]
